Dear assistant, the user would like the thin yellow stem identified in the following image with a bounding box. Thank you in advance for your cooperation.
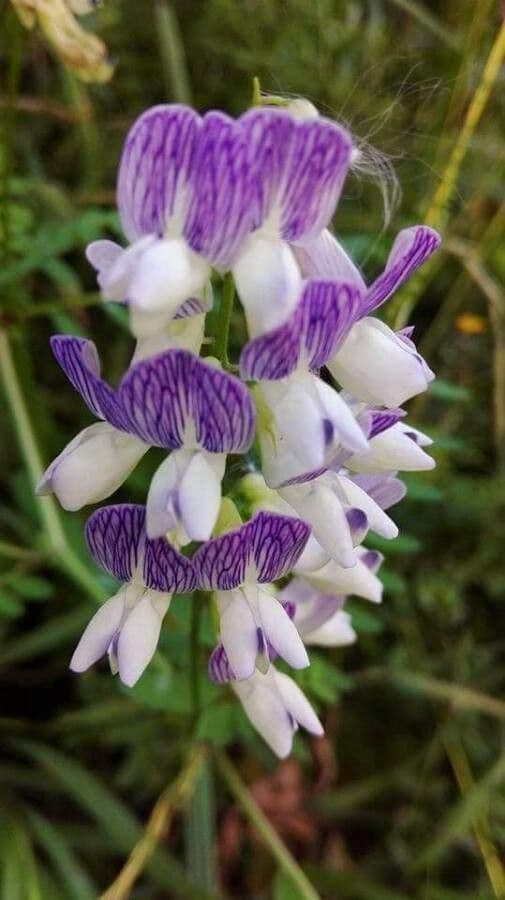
[444,738,505,898]
[99,744,207,900]
[424,22,505,231]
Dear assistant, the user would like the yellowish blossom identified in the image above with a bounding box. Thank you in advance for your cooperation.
[10,0,113,83]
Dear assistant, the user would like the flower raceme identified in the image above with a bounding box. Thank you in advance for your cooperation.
[42,99,441,758]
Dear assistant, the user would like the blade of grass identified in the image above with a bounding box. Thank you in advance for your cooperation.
[384,0,460,49]
[215,749,320,900]
[154,0,192,104]
[25,807,96,900]
[416,740,505,885]
[10,740,216,900]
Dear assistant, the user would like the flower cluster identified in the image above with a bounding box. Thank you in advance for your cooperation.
[39,101,440,758]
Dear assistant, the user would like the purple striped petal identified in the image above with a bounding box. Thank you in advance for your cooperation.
[278,116,352,242]
[117,350,255,452]
[143,537,196,593]
[367,408,406,440]
[193,523,251,590]
[85,504,146,582]
[174,295,210,319]
[50,336,131,432]
[250,512,310,583]
[208,643,235,683]
[240,280,362,381]
[184,112,254,270]
[362,226,441,316]
[117,105,201,243]
[193,512,310,590]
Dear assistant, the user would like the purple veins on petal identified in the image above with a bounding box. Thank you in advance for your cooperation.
[193,512,310,591]
[117,349,255,452]
[362,226,441,316]
[50,335,129,431]
[117,104,201,243]
[208,643,235,683]
[250,511,311,583]
[184,111,255,271]
[239,280,362,381]
[367,408,406,440]
[85,504,146,582]
[143,536,196,594]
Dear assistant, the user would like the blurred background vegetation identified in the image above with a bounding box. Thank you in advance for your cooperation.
[0,1,504,897]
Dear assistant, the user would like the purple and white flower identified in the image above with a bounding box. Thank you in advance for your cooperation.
[70,504,195,686]
[88,104,353,338]
[38,337,254,541]
[193,511,311,680]
[295,225,440,407]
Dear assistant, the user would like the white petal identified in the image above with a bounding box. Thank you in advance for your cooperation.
[329,318,433,408]
[129,238,209,316]
[85,240,123,275]
[117,591,169,687]
[315,379,369,454]
[347,424,435,474]
[70,589,126,673]
[257,588,309,670]
[233,234,302,336]
[303,557,383,604]
[294,229,366,292]
[274,671,324,736]
[283,484,357,568]
[146,452,187,539]
[294,535,330,572]
[338,474,398,539]
[38,423,148,511]
[218,590,258,681]
[233,672,294,758]
[100,234,156,302]
[304,610,357,647]
[179,452,225,541]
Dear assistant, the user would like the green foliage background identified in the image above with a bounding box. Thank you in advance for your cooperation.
[0,1,504,897]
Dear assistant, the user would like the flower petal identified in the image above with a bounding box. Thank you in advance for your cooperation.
[50,335,129,430]
[143,535,196,593]
[118,349,255,452]
[178,451,225,542]
[250,511,310,583]
[294,229,367,292]
[274,670,324,736]
[37,423,147,511]
[184,111,255,270]
[347,422,435,473]
[85,504,146,582]
[363,226,441,315]
[218,589,258,680]
[233,670,295,758]
[339,474,399,539]
[349,473,406,510]
[117,590,169,686]
[257,588,309,670]
[240,279,362,381]
[303,609,357,646]
[70,588,126,673]
[117,104,201,243]
[193,522,252,591]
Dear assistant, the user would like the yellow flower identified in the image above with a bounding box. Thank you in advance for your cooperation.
[10,0,113,83]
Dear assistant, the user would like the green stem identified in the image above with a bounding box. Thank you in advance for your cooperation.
[189,593,202,728]
[215,750,320,900]
[0,331,102,601]
[154,0,192,104]
[214,273,234,368]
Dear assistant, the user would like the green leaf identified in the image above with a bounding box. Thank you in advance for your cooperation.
[12,574,54,600]
[24,807,96,900]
